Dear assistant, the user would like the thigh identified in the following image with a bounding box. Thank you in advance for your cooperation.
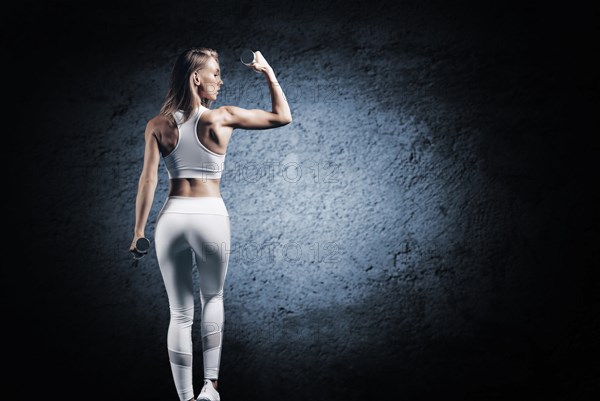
[187,214,231,295]
[155,213,195,306]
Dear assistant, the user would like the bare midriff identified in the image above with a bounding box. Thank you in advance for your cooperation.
[168,178,222,197]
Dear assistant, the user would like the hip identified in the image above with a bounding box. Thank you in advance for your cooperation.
[158,196,229,217]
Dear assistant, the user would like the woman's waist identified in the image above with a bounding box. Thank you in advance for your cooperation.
[159,195,229,216]
[169,177,221,198]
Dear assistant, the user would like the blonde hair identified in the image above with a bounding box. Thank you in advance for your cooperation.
[160,47,219,126]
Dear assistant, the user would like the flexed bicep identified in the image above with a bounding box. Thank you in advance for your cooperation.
[222,105,292,130]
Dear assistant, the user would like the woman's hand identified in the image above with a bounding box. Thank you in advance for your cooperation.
[129,234,146,258]
[249,51,272,73]
[129,236,138,253]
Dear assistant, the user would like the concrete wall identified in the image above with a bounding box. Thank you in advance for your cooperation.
[10,1,596,400]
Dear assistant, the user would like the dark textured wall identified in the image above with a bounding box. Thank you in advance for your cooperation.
[8,0,597,400]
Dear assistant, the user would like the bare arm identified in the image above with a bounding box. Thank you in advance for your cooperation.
[129,121,161,252]
[223,51,292,130]
[264,66,292,122]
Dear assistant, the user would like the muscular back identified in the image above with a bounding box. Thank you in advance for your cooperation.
[151,107,234,158]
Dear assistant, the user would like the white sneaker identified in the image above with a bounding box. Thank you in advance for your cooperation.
[197,379,220,401]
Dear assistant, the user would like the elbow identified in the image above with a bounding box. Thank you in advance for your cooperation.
[280,115,292,125]
[139,175,158,186]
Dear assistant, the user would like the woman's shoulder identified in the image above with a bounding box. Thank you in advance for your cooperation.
[146,114,175,131]
[201,105,232,124]
[148,113,171,125]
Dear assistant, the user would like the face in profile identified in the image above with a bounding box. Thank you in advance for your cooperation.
[196,57,223,100]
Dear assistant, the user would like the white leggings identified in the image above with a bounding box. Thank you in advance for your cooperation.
[155,196,231,401]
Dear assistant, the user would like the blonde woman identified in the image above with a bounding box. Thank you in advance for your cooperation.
[129,47,291,401]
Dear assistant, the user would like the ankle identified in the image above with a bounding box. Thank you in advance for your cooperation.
[209,379,218,389]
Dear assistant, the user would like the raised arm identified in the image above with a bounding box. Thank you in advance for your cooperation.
[223,51,292,130]
[129,119,161,253]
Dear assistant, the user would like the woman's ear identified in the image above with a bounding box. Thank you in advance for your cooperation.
[193,70,201,86]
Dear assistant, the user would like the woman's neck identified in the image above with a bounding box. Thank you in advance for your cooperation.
[191,92,204,109]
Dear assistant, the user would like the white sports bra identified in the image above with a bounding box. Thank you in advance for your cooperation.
[163,106,226,180]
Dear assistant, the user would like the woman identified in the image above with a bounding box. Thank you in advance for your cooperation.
[129,47,292,401]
